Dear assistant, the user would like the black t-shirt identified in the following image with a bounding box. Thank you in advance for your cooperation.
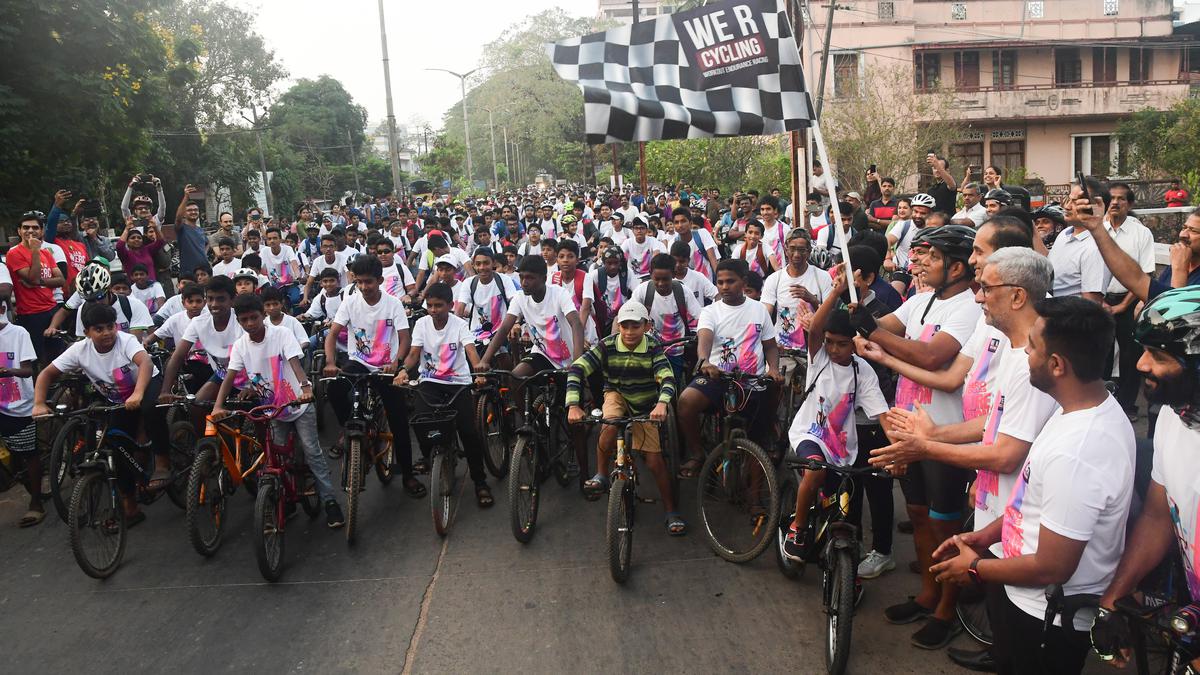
[868,198,897,222]
[927,182,956,216]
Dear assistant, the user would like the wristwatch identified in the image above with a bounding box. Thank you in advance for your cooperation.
[967,558,983,585]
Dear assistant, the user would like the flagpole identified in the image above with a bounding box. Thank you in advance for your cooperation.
[788,0,807,224]
[633,0,648,198]
[809,112,856,305]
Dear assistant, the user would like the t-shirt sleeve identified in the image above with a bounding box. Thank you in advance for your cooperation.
[996,380,1057,443]
[506,293,524,319]
[700,275,718,300]
[156,315,178,341]
[758,304,778,341]
[121,332,147,364]
[684,286,703,329]
[557,288,579,317]
[65,291,84,311]
[891,293,918,327]
[391,299,410,332]
[582,270,598,302]
[938,300,981,348]
[697,305,717,334]
[1151,428,1166,487]
[1037,449,1109,541]
[181,317,200,344]
[457,320,474,346]
[855,360,890,419]
[700,229,717,252]
[51,340,82,373]
[332,297,352,327]
[761,271,779,305]
[227,340,246,373]
[960,321,986,359]
[15,326,36,365]
[128,298,153,329]
[281,328,303,361]
[410,318,427,347]
[289,319,307,346]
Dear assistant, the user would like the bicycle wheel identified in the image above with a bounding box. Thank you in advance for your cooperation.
[166,420,198,510]
[69,472,126,579]
[311,353,326,433]
[476,390,509,478]
[49,417,86,523]
[254,477,285,581]
[696,437,779,563]
[299,468,320,518]
[345,437,363,545]
[186,440,226,557]
[606,478,635,584]
[374,423,395,486]
[775,473,802,580]
[430,449,455,537]
[661,402,680,502]
[825,546,856,675]
[507,436,539,543]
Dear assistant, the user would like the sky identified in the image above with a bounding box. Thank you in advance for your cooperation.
[228,0,598,132]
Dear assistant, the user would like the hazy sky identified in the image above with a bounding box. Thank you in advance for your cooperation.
[228,0,598,131]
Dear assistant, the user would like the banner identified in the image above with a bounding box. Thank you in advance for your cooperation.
[548,0,812,144]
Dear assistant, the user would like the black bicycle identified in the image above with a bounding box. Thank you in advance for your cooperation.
[473,369,517,478]
[407,383,472,537]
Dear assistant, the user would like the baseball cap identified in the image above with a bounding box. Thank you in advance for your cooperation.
[845,191,863,201]
[610,212,624,221]
[434,254,458,268]
[615,302,650,324]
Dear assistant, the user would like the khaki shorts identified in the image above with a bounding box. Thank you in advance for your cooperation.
[602,391,661,453]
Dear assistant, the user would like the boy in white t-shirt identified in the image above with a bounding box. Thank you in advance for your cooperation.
[161,275,246,431]
[621,217,666,279]
[215,293,344,529]
[128,263,165,314]
[261,286,308,351]
[394,282,492,508]
[299,235,346,307]
[669,207,719,281]
[455,249,519,353]
[0,318,41,527]
[143,282,212,393]
[212,237,242,278]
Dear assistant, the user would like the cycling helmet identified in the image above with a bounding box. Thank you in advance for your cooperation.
[921,225,976,289]
[1134,286,1200,428]
[910,193,936,209]
[984,188,1012,206]
[1030,204,1067,225]
[75,263,112,301]
[232,267,260,283]
[560,213,579,227]
[131,195,153,207]
[909,227,934,249]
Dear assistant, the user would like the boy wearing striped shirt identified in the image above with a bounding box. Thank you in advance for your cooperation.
[566,302,683,535]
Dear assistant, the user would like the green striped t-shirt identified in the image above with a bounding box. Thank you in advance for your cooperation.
[565,334,675,413]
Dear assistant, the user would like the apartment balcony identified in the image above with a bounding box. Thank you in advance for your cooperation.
[918,79,1193,122]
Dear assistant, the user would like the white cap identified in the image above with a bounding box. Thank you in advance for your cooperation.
[434,254,457,268]
[614,302,650,324]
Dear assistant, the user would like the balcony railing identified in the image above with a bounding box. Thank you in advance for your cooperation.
[915,79,1193,120]
[920,77,1194,94]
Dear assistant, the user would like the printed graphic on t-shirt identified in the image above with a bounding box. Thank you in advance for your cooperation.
[189,338,208,363]
[267,261,294,286]
[715,323,763,373]
[963,336,1002,420]
[213,345,250,388]
[353,319,396,367]
[382,275,407,298]
[0,352,21,409]
[1167,495,1200,600]
[777,303,812,351]
[1001,459,1032,558]
[692,246,711,279]
[805,392,855,463]
[895,324,939,410]
[420,343,460,381]
[472,294,507,341]
[634,249,653,276]
[96,365,137,403]
[655,312,685,355]
[244,354,298,409]
[529,315,571,366]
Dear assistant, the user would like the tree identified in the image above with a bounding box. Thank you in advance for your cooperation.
[643,138,762,194]
[1116,98,1200,182]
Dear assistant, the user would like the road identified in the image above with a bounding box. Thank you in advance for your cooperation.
[0,447,1113,674]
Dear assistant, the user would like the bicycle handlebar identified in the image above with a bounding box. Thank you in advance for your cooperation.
[583,411,658,426]
[787,455,890,478]
[35,402,127,420]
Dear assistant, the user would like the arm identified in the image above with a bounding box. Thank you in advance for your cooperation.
[1098,481,1176,608]
[125,350,154,411]
[386,328,411,374]
[876,429,1028,473]
[212,368,237,415]
[323,322,344,375]
[45,306,71,336]
[565,343,602,409]
[120,185,134,220]
[155,182,166,222]
[32,364,63,416]
[964,527,1087,588]
[159,338,193,399]
[479,313,519,367]
[807,272,845,356]
[932,156,956,190]
[0,358,35,380]
[1074,196,1149,302]
[402,343,421,371]
[869,327,963,371]
[565,310,584,361]
[857,341,973,393]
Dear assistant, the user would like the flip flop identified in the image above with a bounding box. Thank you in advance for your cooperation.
[582,474,609,501]
[665,512,687,536]
[147,468,173,492]
[18,509,45,528]
[677,458,703,480]
[403,476,427,499]
[475,484,495,508]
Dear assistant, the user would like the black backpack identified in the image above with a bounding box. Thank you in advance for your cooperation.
[594,269,632,333]
[467,275,510,332]
[641,280,691,337]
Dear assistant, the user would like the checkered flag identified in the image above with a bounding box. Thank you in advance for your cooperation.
[548,0,812,144]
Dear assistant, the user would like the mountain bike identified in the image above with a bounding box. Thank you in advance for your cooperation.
[185,399,266,557]
[407,383,472,537]
[695,371,780,563]
[473,368,517,478]
[299,317,331,434]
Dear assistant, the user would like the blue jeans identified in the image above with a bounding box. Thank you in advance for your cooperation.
[271,406,337,505]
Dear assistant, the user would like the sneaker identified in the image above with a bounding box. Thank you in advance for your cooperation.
[911,617,961,650]
[782,525,809,562]
[858,550,896,579]
[884,597,932,625]
[325,500,345,529]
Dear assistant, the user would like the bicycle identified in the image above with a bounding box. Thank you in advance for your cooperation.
[473,368,517,478]
[694,371,780,563]
[777,348,809,422]
[407,383,472,537]
[776,455,889,675]
[298,317,331,433]
[319,370,396,545]
[184,399,267,557]
[581,410,659,583]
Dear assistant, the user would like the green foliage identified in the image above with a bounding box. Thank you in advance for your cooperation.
[1116,99,1200,181]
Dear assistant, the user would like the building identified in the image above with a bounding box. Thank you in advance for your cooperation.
[598,0,678,23]
[368,121,419,175]
[802,0,1196,185]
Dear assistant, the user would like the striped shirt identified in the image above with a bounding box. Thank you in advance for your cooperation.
[565,334,675,413]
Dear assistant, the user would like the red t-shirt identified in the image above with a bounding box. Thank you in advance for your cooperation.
[56,237,88,293]
[6,245,59,315]
[1166,189,1189,208]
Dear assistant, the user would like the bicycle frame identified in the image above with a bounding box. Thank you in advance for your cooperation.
[204,412,265,490]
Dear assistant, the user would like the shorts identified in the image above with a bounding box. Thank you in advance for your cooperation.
[685,374,774,445]
[0,414,35,453]
[899,459,974,521]
[521,352,557,374]
[602,391,660,453]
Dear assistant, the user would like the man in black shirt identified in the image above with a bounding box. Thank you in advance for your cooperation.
[925,153,959,216]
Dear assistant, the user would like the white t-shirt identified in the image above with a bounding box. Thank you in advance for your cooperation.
[1150,406,1200,600]
[505,285,579,368]
[181,312,247,387]
[51,331,157,404]
[698,298,778,375]
[155,310,210,363]
[583,268,632,322]
[270,313,308,350]
[155,293,184,320]
[332,292,410,371]
[605,226,633,247]
[307,254,348,286]
[787,349,889,465]
[455,274,520,342]
[381,264,417,299]
[731,242,772,277]
[758,219,790,271]
[679,268,718,305]
[418,247,470,281]
[673,228,719,280]
[972,341,1058,530]
[411,314,474,385]
[0,322,36,417]
[538,218,559,239]
[762,265,834,352]
[960,317,1010,422]
[66,292,154,337]
[130,282,165,314]
[621,237,666,278]
[888,220,919,270]
[953,203,987,228]
[228,325,308,422]
[631,280,702,357]
[890,289,981,424]
[1000,395,1135,629]
[212,257,242,278]
[260,245,300,286]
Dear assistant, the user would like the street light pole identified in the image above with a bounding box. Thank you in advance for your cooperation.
[346,128,362,199]
[241,104,274,217]
[502,126,511,185]
[482,107,500,190]
[376,0,403,197]
[426,67,480,186]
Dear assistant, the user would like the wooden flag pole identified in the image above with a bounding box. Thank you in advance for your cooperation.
[809,115,856,305]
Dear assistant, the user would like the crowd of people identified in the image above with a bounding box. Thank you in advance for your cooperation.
[4,159,1200,674]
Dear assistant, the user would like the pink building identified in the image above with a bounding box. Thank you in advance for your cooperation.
[802,0,1196,185]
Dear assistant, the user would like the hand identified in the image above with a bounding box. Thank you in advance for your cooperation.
[33,402,51,418]
[883,258,897,272]
[767,368,784,385]
[567,405,586,425]
[322,363,339,378]
[887,402,934,437]
[380,362,397,375]
[853,336,887,363]
[43,326,58,338]
[700,362,722,379]
[788,284,818,307]
[848,306,877,338]
[392,370,409,386]
[929,535,981,585]
[932,530,984,562]
[125,394,142,411]
[156,392,179,404]
[54,189,72,209]
[868,433,926,468]
[298,385,314,404]
[650,401,668,423]
[1170,241,1191,270]
[299,298,310,309]
[830,266,849,297]
[211,406,229,421]
[184,184,198,195]
[22,229,41,251]
[473,375,489,388]
[1071,196,1106,231]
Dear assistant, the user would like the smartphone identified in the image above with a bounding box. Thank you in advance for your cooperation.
[868,164,877,174]
[1076,171,1090,199]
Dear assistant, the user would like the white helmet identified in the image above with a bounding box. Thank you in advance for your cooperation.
[910,193,936,208]
[232,267,260,283]
[75,263,111,301]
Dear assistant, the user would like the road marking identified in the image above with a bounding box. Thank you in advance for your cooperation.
[401,470,466,674]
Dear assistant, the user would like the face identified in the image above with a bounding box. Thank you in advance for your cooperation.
[672,214,691,233]
[319,276,339,293]
[85,322,118,351]
[984,166,1000,185]
[962,186,980,207]
[220,214,234,228]
[263,299,283,319]
[134,204,151,218]
[881,181,895,198]
[375,245,394,267]
[556,249,578,273]
[1180,214,1200,255]
[1026,317,1056,393]
[744,225,763,247]
[207,290,232,319]
[519,271,545,294]
[131,270,147,286]
[825,332,855,365]
[235,279,257,295]
[1137,346,1194,408]
[195,270,210,285]
[895,202,911,220]
[321,240,335,257]
[673,255,688,276]
[714,269,745,301]
[617,319,648,346]
[127,232,143,248]
[185,205,200,221]
[473,254,494,278]
[758,204,778,222]
[182,294,205,315]
[541,245,555,263]
[975,263,1021,331]
[985,200,1003,216]
[787,237,811,268]
[923,247,950,287]
[912,204,931,225]
[266,231,282,249]
[237,309,266,338]
[355,274,381,298]
[651,267,674,294]
[433,265,457,285]
[603,257,621,276]
[246,232,261,247]
[111,282,131,297]
[1034,217,1056,239]
[426,296,450,321]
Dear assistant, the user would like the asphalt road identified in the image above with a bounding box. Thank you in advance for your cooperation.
[0,442,1116,674]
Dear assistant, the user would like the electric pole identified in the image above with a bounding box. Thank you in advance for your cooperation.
[427,68,480,186]
[814,2,839,118]
[502,127,511,185]
[376,0,403,198]
[346,128,362,200]
[242,104,274,217]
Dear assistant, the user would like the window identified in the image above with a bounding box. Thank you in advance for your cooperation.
[878,1,894,20]
[1055,48,1082,86]
[954,51,980,90]
[990,141,1026,175]
[951,2,967,20]
[992,50,1017,89]
[1072,134,1129,178]
[1027,1,1044,18]
[1093,47,1118,83]
[833,52,861,98]
[1104,0,1119,16]
[915,52,941,91]
[951,142,984,182]
[1130,47,1153,83]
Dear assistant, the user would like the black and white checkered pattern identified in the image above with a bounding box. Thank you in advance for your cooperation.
[548,0,812,144]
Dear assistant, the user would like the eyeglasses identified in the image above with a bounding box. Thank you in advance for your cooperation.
[979,283,1021,296]
[786,246,811,254]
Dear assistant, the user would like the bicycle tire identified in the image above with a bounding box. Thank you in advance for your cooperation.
[48,417,86,523]
[299,468,320,518]
[311,354,326,433]
[507,436,539,543]
[696,437,779,563]
[606,478,635,584]
[374,417,395,485]
[826,547,856,675]
[775,473,802,580]
[69,471,126,579]
[186,440,226,557]
[254,477,285,581]
[662,403,680,504]
[240,426,260,497]
[345,437,363,545]
[476,390,509,478]
[166,420,198,510]
[430,450,455,537]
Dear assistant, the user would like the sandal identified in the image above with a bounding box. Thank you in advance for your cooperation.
[403,476,427,499]
[677,457,703,480]
[412,458,430,475]
[147,468,173,492]
[475,483,495,509]
[665,512,687,536]
[18,509,45,528]
[583,474,610,501]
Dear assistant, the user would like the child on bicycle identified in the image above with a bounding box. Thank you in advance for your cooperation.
[34,302,170,525]
[782,270,889,561]
[0,314,40,527]
[392,282,492,508]
[143,282,212,394]
[214,293,344,528]
[565,302,683,535]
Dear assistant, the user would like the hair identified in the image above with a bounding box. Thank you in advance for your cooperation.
[986,247,1053,301]
[826,309,855,338]
[180,283,205,300]
[194,263,212,277]
[109,272,130,288]
[745,270,763,293]
[759,196,781,213]
[848,229,888,261]
[265,227,281,238]
[245,228,261,238]
[983,214,1034,250]
[517,254,548,276]
[541,237,557,249]
[259,285,283,304]
[672,205,692,221]
[987,164,1003,178]
[317,267,340,281]
[962,182,982,194]
[1033,296,1115,382]
[320,234,336,245]
[233,292,265,316]
[350,255,383,279]
[848,245,882,284]
[427,234,448,251]
[806,191,822,202]
[81,301,118,329]
[669,241,691,259]
[557,240,580,258]
[206,275,236,297]
[218,237,236,249]
[241,253,262,270]
[473,249,496,263]
[130,263,148,275]
[1108,181,1136,205]
[716,258,749,279]
[744,220,765,235]
[787,227,812,244]
[837,201,855,216]
[650,252,676,272]
[896,196,912,209]
[880,176,896,187]
[425,282,454,304]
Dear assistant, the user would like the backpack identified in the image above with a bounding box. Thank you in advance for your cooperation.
[553,269,586,308]
[115,295,132,329]
[642,280,691,337]
[467,275,509,331]
[594,269,631,333]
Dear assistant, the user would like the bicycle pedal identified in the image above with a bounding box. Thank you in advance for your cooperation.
[637,497,657,504]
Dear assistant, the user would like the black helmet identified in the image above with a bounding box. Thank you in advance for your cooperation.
[984,188,1012,206]
[1030,204,1067,226]
[921,225,976,289]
